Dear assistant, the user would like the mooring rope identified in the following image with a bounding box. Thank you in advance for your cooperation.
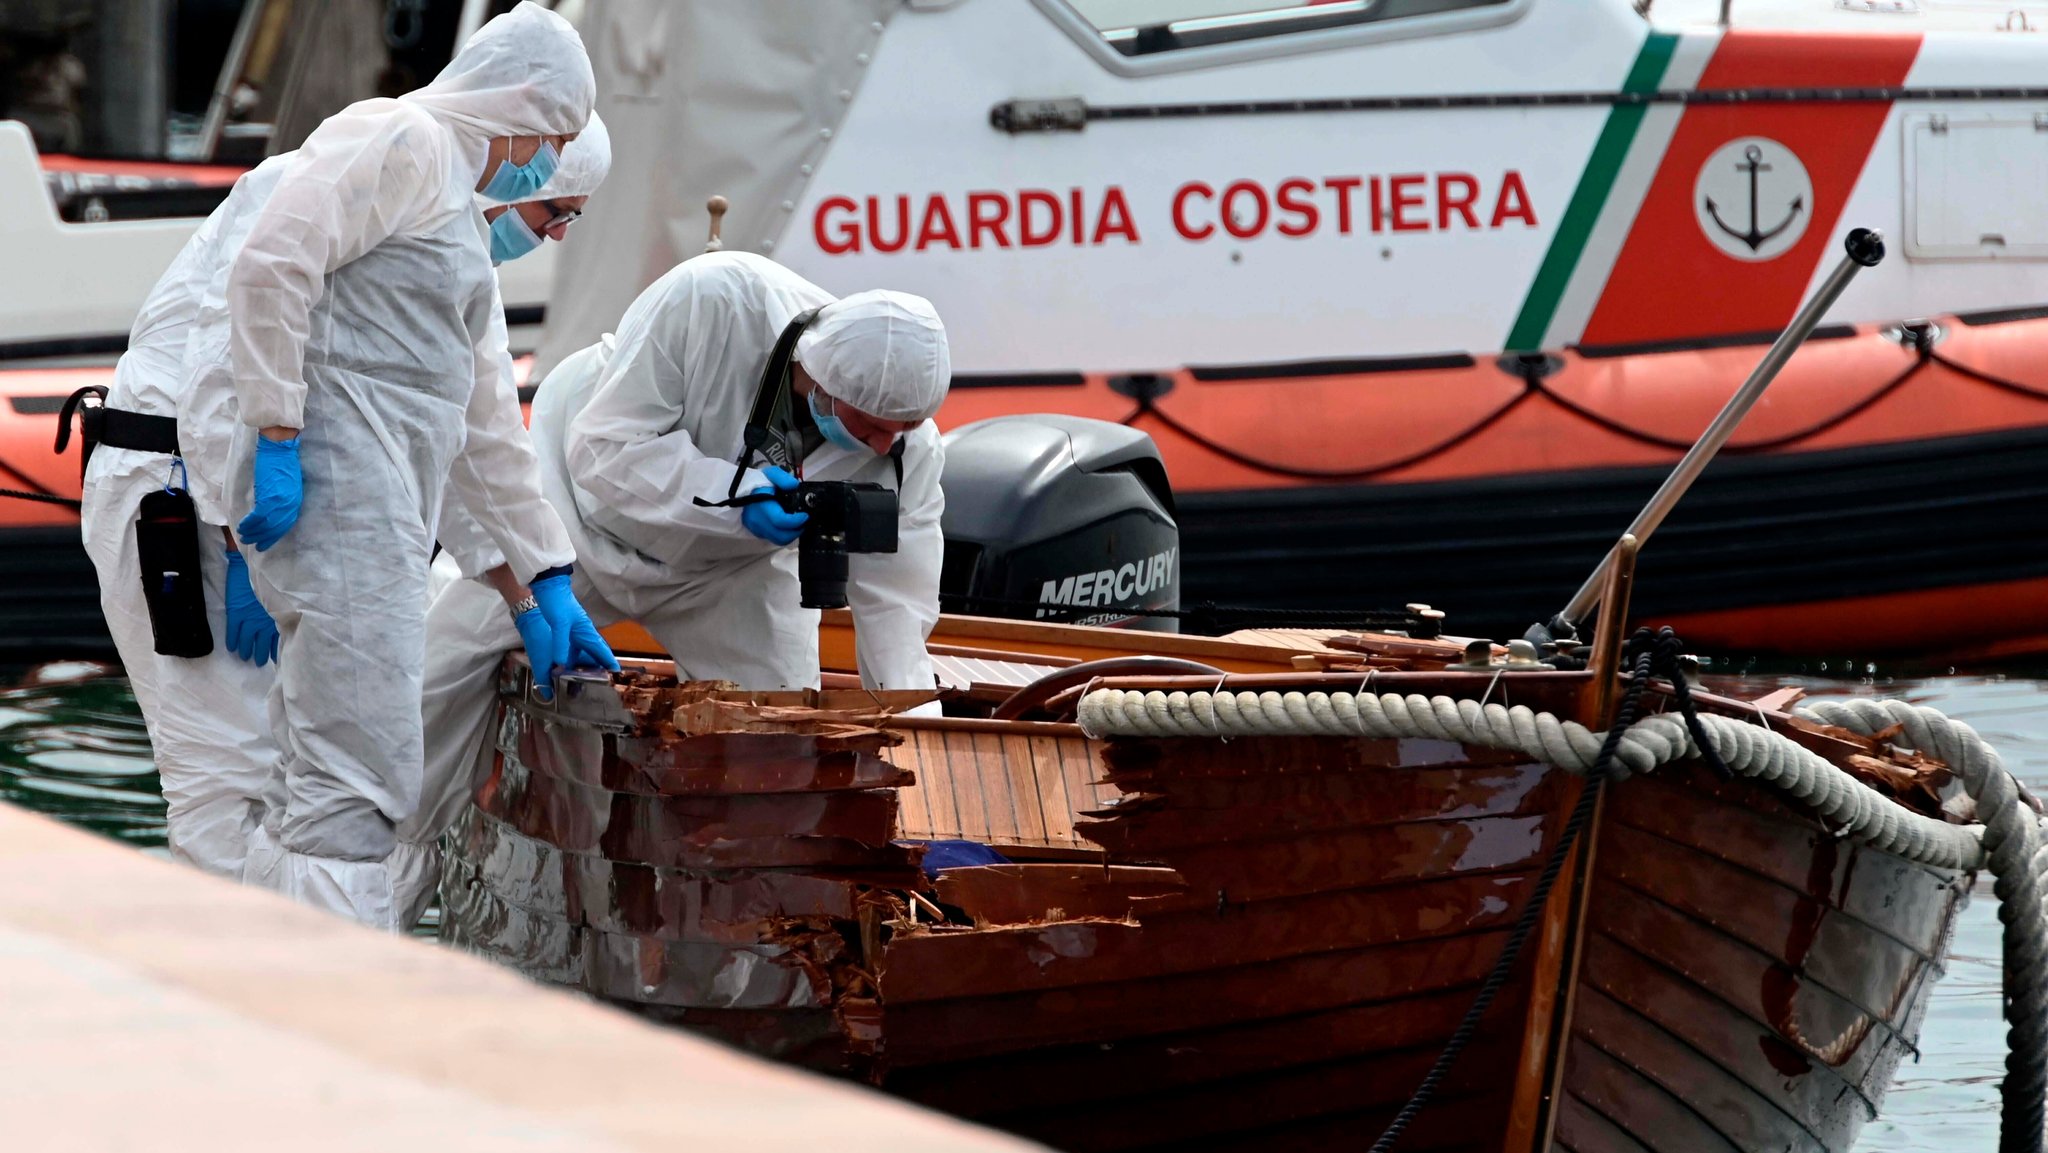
[1076,658,2047,1152]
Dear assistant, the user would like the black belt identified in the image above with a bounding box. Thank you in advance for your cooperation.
[55,386,181,465]
[98,406,181,454]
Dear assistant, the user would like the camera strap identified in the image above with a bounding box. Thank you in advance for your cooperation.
[694,306,912,510]
[696,307,821,510]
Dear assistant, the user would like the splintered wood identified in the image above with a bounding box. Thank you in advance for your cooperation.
[612,673,940,738]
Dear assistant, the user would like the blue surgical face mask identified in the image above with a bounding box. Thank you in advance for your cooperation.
[489,208,543,264]
[808,388,874,455]
[480,139,559,203]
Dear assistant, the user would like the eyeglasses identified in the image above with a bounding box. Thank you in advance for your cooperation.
[539,208,582,233]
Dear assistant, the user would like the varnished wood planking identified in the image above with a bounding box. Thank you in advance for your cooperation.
[1577,938,1854,1150]
[882,871,1534,1002]
[1000,731,1050,844]
[1062,735,1109,819]
[1599,824,1943,1024]
[945,729,995,844]
[1555,1092,1655,1153]
[1097,814,1550,905]
[1563,1030,1745,1153]
[1073,764,1561,850]
[879,928,1515,1065]
[1031,734,1082,845]
[910,727,967,841]
[1606,772,1960,955]
[1590,877,1925,1101]
[889,730,1108,849]
[892,732,937,838]
[1573,981,1831,1152]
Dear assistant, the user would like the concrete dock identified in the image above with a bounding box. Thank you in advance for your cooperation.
[0,802,1041,1152]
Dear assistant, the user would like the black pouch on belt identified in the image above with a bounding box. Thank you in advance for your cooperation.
[135,487,214,658]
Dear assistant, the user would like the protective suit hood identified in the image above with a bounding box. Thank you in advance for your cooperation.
[400,1,593,146]
[795,291,950,424]
[534,111,610,200]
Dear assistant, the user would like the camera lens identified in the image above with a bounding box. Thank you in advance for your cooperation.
[798,534,850,609]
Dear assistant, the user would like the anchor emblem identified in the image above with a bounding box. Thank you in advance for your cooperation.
[1704,145,1804,252]
[1692,137,1814,262]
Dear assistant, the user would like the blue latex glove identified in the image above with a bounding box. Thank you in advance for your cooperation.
[237,435,303,551]
[740,465,807,546]
[222,548,279,667]
[528,571,621,701]
[513,606,558,700]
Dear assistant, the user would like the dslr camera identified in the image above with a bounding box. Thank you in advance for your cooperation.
[774,481,898,608]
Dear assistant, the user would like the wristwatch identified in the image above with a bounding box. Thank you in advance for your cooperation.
[508,594,539,619]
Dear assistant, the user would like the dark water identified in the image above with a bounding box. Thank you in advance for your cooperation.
[1,662,2036,1148]
[0,663,164,849]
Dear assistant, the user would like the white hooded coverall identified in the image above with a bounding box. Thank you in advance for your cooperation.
[394,252,950,926]
[172,2,595,928]
[80,103,611,889]
[80,159,288,879]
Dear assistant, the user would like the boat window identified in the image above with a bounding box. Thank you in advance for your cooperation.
[1060,0,1516,57]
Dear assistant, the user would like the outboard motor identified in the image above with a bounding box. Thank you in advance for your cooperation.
[939,415,1180,632]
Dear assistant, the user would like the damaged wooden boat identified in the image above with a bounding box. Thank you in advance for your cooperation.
[439,599,1994,1152]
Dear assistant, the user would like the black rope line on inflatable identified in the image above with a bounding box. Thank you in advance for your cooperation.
[1118,386,1533,482]
[0,487,82,509]
[0,454,78,510]
[1118,344,2048,483]
[1528,353,1930,455]
[8,350,2048,512]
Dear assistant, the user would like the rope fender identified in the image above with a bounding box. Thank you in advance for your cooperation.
[1076,682,2047,1151]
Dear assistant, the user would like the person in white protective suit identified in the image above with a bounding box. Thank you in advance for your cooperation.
[76,108,613,886]
[174,2,617,929]
[390,251,951,925]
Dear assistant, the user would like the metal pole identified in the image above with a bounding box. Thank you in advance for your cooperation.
[1558,227,1885,627]
[197,0,268,161]
[454,0,494,52]
[93,0,171,157]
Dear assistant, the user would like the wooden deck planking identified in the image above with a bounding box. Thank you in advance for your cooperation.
[1061,734,1109,819]
[892,733,937,839]
[1031,734,1084,846]
[889,730,1104,850]
[939,729,988,840]
[955,730,1009,844]
[999,730,1051,844]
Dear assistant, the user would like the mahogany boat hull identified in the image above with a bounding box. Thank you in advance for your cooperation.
[440,679,1969,1153]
